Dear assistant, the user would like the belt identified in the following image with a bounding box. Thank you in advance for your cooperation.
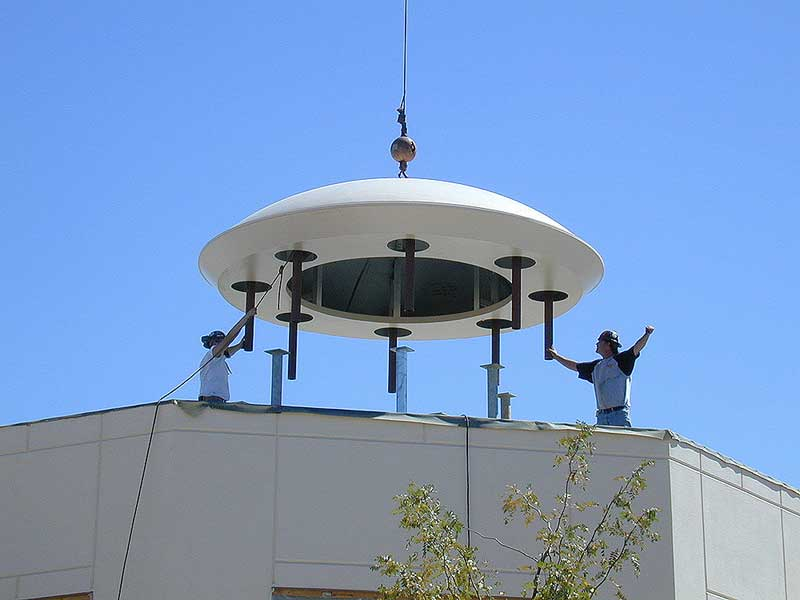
[597,406,626,415]
[199,395,227,404]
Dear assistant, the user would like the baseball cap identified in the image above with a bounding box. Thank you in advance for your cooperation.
[201,330,226,348]
[597,330,621,348]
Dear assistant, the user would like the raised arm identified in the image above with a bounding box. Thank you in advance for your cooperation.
[631,325,655,356]
[224,340,246,357]
[548,347,579,372]
[212,308,257,358]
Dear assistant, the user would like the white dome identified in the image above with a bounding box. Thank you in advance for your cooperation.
[199,178,603,340]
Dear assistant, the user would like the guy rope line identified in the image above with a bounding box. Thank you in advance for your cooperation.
[116,260,287,600]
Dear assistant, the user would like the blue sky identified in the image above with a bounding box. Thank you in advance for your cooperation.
[3,2,799,486]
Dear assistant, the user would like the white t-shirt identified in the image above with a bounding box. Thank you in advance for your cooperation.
[198,346,231,401]
[576,349,638,411]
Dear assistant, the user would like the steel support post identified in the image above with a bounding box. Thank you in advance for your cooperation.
[388,238,429,316]
[491,324,501,365]
[477,319,512,393]
[288,254,303,380]
[544,298,554,359]
[494,256,535,330]
[388,329,398,393]
[243,287,256,351]
[274,249,316,380]
[265,349,289,408]
[529,290,569,361]
[374,327,412,396]
[481,363,503,419]
[499,392,516,420]
[403,244,415,315]
[231,280,271,352]
[393,346,414,413]
[511,256,522,330]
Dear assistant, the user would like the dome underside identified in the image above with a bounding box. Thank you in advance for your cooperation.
[199,178,604,340]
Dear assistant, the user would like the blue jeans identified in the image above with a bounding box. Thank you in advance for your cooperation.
[596,406,632,427]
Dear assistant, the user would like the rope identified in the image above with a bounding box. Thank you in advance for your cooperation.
[258,261,287,311]
[276,262,286,311]
[115,260,286,600]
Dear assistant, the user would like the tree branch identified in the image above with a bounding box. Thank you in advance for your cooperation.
[551,450,577,562]
[588,513,646,599]
[440,549,459,599]
[577,468,638,568]
[453,544,485,600]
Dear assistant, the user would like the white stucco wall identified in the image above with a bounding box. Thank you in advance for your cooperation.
[0,403,797,600]
[666,440,800,600]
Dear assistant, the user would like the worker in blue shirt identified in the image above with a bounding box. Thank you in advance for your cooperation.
[549,326,654,427]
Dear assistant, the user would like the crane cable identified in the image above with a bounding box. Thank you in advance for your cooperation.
[116,260,287,600]
[397,0,409,133]
[393,0,414,178]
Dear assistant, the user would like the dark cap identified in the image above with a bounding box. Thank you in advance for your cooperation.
[201,330,225,348]
[597,330,621,348]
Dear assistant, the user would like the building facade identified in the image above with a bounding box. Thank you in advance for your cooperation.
[1,402,798,600]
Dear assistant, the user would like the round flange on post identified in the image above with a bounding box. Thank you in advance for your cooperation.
[388,238,429,317]
[494,256,536,330]
[276,312,314,323]
[231,281,272,293]
[231,280,271,351]
[274,249,318,263]
[477,318,513,365]
[528,291,569,302]
[375,327,412,394]
[374,327,413,338]
[493,256,536,269]
[476,318,514,329]
[528,290,569,360]
[387,238,430,253]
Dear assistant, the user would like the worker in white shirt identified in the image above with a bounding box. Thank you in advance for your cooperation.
[198,308,256,403]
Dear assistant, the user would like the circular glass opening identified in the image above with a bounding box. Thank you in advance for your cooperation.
[292,257,511,319]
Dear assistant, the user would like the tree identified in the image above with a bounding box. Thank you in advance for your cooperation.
[373,424,660,600]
